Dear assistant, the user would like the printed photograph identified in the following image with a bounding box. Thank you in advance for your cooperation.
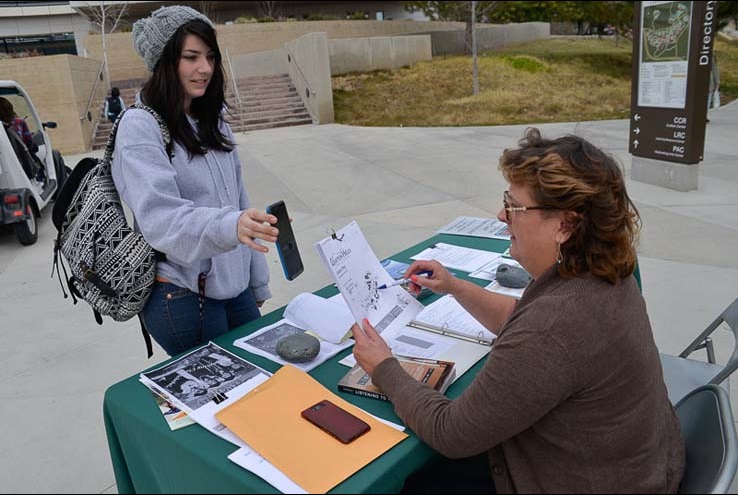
[142,343,262,410]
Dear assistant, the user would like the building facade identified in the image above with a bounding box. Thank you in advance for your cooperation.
[1,1,426,59]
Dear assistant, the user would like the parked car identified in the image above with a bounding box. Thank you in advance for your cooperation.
[0,80,67,245]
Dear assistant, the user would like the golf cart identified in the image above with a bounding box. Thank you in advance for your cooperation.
[0,80,67,245]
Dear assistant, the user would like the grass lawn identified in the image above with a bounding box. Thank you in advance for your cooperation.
[333,37,738,127]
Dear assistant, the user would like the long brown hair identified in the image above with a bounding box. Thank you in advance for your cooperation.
[499,127,640,284]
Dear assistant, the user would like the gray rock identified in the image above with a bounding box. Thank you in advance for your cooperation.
[276,333,321,363]
[496,264,532,289]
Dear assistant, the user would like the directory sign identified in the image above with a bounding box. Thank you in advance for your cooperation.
[629,1,718,164]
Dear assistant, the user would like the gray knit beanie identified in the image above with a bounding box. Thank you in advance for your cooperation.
[133,5,214,72]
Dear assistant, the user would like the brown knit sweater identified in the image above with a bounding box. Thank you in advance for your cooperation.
[373,265,685,493]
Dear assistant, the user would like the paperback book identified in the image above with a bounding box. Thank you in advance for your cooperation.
[337,356,455,401]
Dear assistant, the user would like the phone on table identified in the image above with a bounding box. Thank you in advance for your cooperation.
[266,200,303,281]
[301,399,371,444]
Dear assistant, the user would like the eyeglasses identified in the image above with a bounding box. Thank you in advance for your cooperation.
[502,190,560,223]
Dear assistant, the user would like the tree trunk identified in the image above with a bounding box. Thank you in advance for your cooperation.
[472,0,479,96]
[101,4,110,91]
[465,19,473,55]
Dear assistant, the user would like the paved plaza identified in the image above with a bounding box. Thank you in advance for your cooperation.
[1,102,737,492]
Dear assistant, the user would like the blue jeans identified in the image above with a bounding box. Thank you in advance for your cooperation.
[141,281,261,357]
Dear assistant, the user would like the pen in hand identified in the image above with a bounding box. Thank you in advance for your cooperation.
[378,271,432,289]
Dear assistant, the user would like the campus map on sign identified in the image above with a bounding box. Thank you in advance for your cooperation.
[638,1,692,109]
[642,1,691,62]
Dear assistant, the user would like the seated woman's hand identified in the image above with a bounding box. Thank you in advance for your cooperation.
[351,319,393,377]
[237,208,278,252]
[405,260,456,296]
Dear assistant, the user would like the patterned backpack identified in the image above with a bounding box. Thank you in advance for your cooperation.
[52,103,172,358]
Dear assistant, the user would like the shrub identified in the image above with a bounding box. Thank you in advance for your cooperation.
[234,15,257,24]
[305,13,340,21]
[346,11,369,20]
[500,55,550,73]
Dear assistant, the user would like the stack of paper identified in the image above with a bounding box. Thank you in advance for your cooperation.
[411,243,501,273]
[138,343,309,493]
[437,216,511,240]
[216,365,408,493]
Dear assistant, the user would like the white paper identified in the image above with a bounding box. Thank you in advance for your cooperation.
[283,292,356,344]
[485,280,525,299]
[437,216,511,240]
[315,221,424,334]
[469,257,523,282]
[138,342,272,447]
[233,318,354,372]
[228,447,308,494]
[411,243,501,273]
[411,295,496,345]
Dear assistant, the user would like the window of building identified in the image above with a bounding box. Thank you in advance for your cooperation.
[0,32,76,56]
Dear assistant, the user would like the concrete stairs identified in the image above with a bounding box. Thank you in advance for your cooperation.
[91,74,312,150]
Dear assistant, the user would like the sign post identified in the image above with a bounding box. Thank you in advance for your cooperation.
[629,1,718,191]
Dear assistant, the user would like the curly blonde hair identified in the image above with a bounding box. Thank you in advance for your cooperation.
[498,128,640,284]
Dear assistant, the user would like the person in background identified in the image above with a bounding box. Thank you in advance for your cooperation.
[0,96,38,154]
[708,53,720,116]
[0,96,44,183]
[111,5,278,357]
[104,87,125,122]
[351,128,685,493]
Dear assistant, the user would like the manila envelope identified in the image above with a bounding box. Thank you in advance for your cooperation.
[216,365,407,493]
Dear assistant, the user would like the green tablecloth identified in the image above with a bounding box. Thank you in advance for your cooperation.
[103,233,641,493]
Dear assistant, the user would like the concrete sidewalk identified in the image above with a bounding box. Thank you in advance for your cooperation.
[1,102,737,493]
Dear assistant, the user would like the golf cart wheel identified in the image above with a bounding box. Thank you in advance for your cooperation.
[15,203,38,245]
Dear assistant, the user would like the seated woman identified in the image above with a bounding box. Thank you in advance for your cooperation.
[351,128,685,494]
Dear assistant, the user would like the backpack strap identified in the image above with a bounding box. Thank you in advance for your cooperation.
[138,314,154,359]
[104,102,170,266]
[103,102,173,165]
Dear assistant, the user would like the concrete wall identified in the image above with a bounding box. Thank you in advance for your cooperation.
[329,34,431,75]
[284,32,333,124]
[0,55,106,155]
[229,47,289,78]
[423,22,550,56]
[85,20,484,82]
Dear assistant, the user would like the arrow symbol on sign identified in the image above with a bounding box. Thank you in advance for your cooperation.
[633,139,639,149]
[634,127,640,135]
[634,114,641,121]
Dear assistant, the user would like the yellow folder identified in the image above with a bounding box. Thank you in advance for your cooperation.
[215,365,407,493]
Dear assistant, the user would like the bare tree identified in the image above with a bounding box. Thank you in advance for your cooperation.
[257,1,282,20]
[196,1,213,20]
[471,0,479,96]
[83,1,129,90]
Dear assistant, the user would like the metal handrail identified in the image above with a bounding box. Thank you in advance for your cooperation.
[283,44,317,122]
[283,44,316,99]
[224,49,245,131]
[81,60,106,122]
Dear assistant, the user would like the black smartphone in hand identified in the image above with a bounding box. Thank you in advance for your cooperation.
[301,399,371,444]
[266,200,303,281]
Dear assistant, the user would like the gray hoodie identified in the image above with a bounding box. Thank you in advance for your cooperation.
[111,108,271,302]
